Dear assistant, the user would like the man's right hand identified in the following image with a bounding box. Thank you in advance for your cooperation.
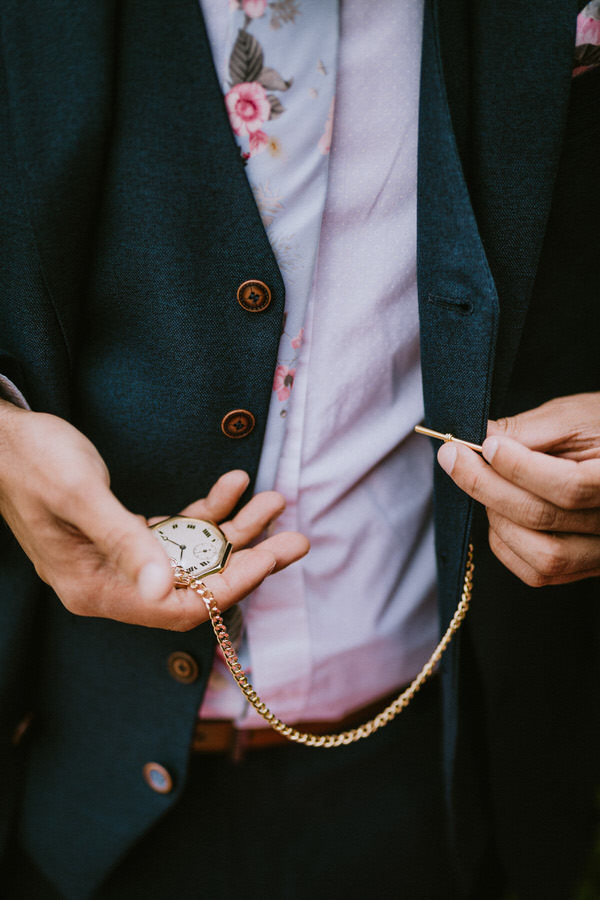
[0,401,308,630]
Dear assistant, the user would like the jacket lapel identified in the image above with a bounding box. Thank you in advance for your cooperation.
[418,0,500,645]
[418,1,499,887]
[463,0,578,412]
[427,0,580,422]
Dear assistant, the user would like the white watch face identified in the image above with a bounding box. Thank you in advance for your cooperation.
[151,517,231,577]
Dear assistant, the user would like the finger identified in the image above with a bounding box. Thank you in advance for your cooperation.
[163,532,308,628]
[202,547,278,610]
[488,523,600,588]
[66,484,174,604]
[438,442,557,528]
[148,553,274,633]
[488,525,552,586]
[487,509,600,578]
[157,538,306,630]
[487,403,565,449]
[438,441,589,534]
[220,491,286,549]
[149,485,284,547]
[178,470,250,522]
[203,531,309,599]
[244,530,310,572]
[487,393,600,452]
[482,436,600,515]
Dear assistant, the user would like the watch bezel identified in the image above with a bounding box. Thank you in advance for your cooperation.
[150,516,233,578]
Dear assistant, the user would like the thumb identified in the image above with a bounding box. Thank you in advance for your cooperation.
[487,399,572,451]
[72,486,174,603]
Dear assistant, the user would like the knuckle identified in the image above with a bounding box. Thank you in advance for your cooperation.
[536,543,568,577]
[561,472,595,510]
[521,497,557,531]
[488,526,554,587]
[523,569,550,588]
[494,415,523,438]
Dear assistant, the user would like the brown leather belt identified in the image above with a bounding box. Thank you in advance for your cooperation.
[192,686,406,760]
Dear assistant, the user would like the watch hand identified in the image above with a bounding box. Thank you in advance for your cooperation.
[162,536,185,550]
[179,545,186,562]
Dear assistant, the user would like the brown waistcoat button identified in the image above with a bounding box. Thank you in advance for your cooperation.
[237,280,272,312]
[143,762,173,795]
[221,409,256,439]
[167,651,199,685]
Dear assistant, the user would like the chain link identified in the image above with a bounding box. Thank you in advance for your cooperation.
[174,544,474,748]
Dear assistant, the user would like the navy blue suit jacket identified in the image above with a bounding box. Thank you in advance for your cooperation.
[0,1,599,896]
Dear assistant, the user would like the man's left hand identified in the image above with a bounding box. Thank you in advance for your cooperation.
[437,393,600,586]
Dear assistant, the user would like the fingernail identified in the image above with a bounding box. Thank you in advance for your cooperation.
[483,437,499,463]
[437,443,457,474]
[138,562,170,603]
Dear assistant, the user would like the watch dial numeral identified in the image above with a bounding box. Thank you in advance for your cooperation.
[202,528,211,538]
[187,524,196,529]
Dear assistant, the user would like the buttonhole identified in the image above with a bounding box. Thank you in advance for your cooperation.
[428,294,474,316]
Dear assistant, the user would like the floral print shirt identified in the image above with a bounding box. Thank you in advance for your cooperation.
[212,0,339,493]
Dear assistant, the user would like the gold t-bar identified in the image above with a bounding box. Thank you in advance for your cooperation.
[414,425,483,454]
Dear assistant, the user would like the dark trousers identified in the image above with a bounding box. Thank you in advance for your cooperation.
[6,679,498,899]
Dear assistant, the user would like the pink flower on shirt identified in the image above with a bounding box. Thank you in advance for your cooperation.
[243,0,267,18]
[291,328,304,349]
[225,82,271,137]
[273,364,296,401]
[249,129,269,156]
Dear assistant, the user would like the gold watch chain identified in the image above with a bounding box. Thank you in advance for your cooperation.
[174,544,474,748]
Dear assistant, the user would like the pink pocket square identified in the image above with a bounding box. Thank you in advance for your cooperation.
[574,2,600,76]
